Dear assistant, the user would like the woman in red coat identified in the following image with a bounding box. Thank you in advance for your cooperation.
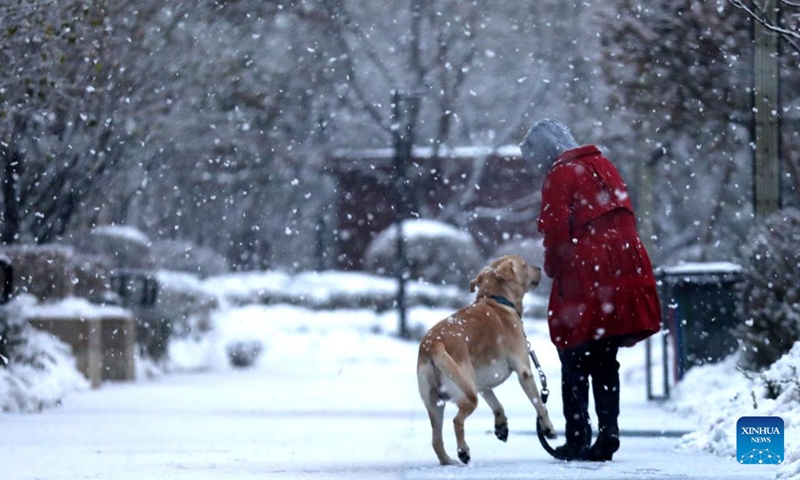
[520,119,661,461]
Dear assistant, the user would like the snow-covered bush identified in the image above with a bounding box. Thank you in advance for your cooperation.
[226,340,262,368]
[672,343,800,478]
[63,226,155,270]
[152,240,228,278]
[735,208,800,370]
[203,270,468,312]
[0,301,25,368]
[363,219,483,286]
[0,296,88,412]
[154,271,218,339]
[125,271,219,366]
[0,245,75,301]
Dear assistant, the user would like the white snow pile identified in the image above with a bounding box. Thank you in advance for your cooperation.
[0,296,89,412]
[669,343,800,479]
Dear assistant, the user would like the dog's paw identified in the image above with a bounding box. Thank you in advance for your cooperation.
[457,448,471,464]
[494,421,509,442]
[538,417,558,440]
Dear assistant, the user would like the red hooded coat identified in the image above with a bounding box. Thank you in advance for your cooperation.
[538,145,661,350]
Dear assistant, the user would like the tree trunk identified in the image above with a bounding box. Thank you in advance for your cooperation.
[1,145,21,245]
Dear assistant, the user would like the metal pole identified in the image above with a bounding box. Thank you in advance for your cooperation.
[391,90,422,339]
[392,91,409,339]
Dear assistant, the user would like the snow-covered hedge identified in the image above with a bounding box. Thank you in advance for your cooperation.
[363,219,483,286]
[735,208,800,370]
[203,269,469,312]
[0,245,75,301]
[151,240,228,278]
[154,271,218,339]
[0,296,88,412]
[63,226,155,270]
[671,343,800,478]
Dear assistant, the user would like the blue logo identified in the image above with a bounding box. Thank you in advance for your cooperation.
[737,416,784,465]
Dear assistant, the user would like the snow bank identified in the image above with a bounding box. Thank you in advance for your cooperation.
[669,343,800,479]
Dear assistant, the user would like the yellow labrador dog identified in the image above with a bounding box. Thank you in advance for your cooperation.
[417,254,557,465]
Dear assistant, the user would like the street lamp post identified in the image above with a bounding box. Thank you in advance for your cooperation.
[391,90,421,339]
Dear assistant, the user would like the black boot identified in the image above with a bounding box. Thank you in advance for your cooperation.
[557,345,593,461]
[553,422,591,460]
[587,338,622,462]
[586,428,619,461]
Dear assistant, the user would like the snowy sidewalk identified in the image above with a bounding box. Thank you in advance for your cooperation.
[0,305,781,479]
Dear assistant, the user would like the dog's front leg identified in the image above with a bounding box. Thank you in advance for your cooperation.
[511,359,557,439]
[480,389,508,442]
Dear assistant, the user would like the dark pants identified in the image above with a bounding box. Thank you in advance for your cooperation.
[558,337,622,447]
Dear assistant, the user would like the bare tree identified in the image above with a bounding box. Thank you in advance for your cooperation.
[599,0,756,263]
[0,0,134,244]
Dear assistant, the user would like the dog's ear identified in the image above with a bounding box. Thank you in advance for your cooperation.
[495,260,517,284]
[469,268,487,292]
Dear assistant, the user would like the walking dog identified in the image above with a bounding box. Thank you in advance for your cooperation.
[416,254,557,465]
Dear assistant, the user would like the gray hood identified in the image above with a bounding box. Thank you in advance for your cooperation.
[519,119,579,172]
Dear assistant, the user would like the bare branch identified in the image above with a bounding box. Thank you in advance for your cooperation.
[728,0,800,52]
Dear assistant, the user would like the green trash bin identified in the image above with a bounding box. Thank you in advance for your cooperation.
[656,262,743,381]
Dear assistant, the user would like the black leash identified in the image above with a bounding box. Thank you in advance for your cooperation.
[527,339,587,461]
[526,340,549,404]
[526,339,561,459]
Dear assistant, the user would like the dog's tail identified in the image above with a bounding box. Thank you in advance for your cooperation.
[429,342,477,405]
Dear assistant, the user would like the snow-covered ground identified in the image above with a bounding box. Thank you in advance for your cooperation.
[1,271,797,479]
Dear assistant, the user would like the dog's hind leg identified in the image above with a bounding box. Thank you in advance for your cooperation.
[418,360,457,465]
[429,343,478,464]
[425,398,457,465]
[480,388,508,442]
[453,392,478,464]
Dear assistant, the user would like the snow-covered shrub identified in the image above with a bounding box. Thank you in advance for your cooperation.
[63,226,155,270]
[0,245,75,301]
[226,340,262,368]
[154,271,218,339]
[735,208,800,370]
[0,296,88,412]
[672,343,800,478]
[128,271,220,365]
[0,301,25,368]
[203,270,468,312]
[152,240,228,278]
[363,219,483,287]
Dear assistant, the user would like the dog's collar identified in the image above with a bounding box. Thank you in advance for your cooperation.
[490,295,521,317]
